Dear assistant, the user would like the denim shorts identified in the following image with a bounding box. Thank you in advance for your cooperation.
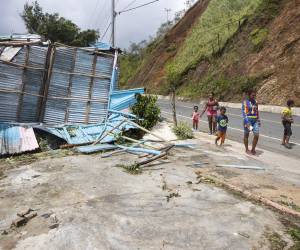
[244,118,259,135]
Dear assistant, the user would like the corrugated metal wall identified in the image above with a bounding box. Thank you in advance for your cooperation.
[43,47,114,124]
[0,46,49,123]
[0,45,117,125]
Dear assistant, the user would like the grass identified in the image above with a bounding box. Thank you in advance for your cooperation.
[178,74,263,100]
[288,227,300,250]
[279,200,300,212]
[264,231,287,250]
[172,122,194,140]
[166,0,264,82]
[250,28,269,51]
[119,53,142,87]
[117,164,142,175]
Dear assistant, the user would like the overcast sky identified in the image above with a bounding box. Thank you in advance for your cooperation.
[0,0,186,49]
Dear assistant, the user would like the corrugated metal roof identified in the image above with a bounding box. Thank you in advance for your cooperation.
[35,113,135,145]
[0,124,39,155]
[90,42,112,51]
[109,88,145,111]
[0,34,41,42]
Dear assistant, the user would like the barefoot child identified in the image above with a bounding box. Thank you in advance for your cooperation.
[192,106,200,130]
[215,107,228,146]
[281,99,294,149]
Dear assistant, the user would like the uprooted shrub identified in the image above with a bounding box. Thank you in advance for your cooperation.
[172,122,194,140]
[131,94,161,130]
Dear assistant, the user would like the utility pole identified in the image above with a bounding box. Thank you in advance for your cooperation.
[165,8,171,23]
[111,0,116,47]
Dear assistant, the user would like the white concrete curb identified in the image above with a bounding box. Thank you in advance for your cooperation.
[155,95,300,116]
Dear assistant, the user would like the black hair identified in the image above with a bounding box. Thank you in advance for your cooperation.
[247,89,256,96]
[220,106,226,112]
[287,99,294,107]
[194,105,199,109]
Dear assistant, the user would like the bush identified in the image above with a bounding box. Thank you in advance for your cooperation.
[131,94,161,130]
[172,122,194,140]
[250,28,268,51]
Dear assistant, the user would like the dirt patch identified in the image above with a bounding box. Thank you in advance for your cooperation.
[214,168,241,179]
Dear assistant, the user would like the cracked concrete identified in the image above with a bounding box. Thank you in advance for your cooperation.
[0,146,294,249]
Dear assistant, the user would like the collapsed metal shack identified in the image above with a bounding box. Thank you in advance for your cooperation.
[0,35,156,156]
[0,40,117,124]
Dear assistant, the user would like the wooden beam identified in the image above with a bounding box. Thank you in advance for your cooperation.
[36,45,52,121]
[39,45,56,122]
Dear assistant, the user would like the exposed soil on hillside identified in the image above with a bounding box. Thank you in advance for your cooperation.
[129,0,210,89]
[128,0,300,106]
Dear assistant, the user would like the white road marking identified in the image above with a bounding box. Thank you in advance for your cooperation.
[161,102,300,127]
[161,110,300,146]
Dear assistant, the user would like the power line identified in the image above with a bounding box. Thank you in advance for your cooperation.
[100,22,112,41]
[118,0,159,15]
[120,0,138,12]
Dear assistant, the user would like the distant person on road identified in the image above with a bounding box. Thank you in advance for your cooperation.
[215,106,228,146]
[200,92,219,135]
[192,106,200,130]
[281,99,294,149]
[242,90,260,155]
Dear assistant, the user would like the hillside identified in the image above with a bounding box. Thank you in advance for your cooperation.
[120,0,300,106]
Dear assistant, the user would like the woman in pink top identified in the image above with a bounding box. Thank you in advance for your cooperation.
[200,92,219,134]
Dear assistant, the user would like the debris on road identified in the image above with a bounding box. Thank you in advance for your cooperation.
[11,209,37,228]
[216,164,265,170]
[166,192,181,202]
[17,208,34,218]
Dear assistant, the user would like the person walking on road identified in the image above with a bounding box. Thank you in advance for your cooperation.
[200,92,219,135]
[281,99,294,149]
[215,107,229,146]
[192,106,200,131]
[242,90,260,155]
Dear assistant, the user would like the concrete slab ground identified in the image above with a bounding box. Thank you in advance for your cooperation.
[191,131,300,212]
[0,145,296,250]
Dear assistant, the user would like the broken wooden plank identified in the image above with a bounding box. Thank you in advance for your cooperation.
[92,120,126,145]
[137,145,175,167]
[126,119,169,143]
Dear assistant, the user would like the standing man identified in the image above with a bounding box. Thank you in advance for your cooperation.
[242,90,260,155]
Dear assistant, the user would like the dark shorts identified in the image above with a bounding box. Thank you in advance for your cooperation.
[282,121,292,136]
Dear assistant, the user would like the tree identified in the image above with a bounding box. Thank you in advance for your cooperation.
[156,21,173,38]
[21,1,99,46]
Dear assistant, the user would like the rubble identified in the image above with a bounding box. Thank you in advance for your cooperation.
[11,209,37,228]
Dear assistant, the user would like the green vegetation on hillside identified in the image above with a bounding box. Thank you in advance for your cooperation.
[121,0,283,102]
[166,0,263,84]
[250,28,268,51]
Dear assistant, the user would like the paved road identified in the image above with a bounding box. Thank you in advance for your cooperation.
[158,99,300,160]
